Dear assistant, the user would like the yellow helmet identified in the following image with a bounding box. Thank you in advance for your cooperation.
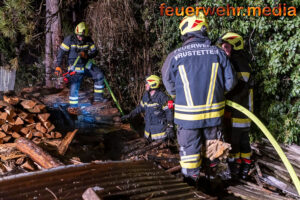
[179,12,208,36]
[220,32,244,50]
[75,22,88,36]
[146,75,161,89]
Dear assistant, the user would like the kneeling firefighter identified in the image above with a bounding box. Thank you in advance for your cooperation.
[218,32,254,179]
[55,22,106,114]
[121,75,174,141]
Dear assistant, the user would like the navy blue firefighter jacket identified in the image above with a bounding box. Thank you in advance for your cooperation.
[56,34,97,73]
[162,34,237,129]
[128,90,173,140]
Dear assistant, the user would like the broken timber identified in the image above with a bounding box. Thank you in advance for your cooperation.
[15,137,63,169]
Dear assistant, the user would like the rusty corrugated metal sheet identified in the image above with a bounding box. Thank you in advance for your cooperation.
[0,160,215,200]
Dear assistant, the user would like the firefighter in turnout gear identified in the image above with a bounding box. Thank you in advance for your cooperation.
[55,22,106,114]
[218,32,253,179]
[162,13,237,182]
[121,75,174,141]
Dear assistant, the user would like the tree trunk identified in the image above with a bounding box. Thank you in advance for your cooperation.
[45,0,61,88]
[45,0,52,87]
[50,0,62,66]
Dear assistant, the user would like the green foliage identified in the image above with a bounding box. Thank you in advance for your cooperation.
[0,0,35,43]
[146,0,299,144]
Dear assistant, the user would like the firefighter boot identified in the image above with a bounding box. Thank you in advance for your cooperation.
[183,174,199,187]
[67,107,81,115]
[229,158,241,179]
[206,159,219,180]
[241,158,251,180]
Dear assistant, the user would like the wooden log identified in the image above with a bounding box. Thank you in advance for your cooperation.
[36,122,47,134]
[43,120,52,129]
[3,135,11,142]
[47,124,55,133]
[36,104,46,111]
[2,124,12,133]
[14,117,24,125]
[58,129,78,155]
[4,107,16,118]
[15,157,25,165]
[24,116,35,124]
[12,132,21,139]
[3,96,19,105]
[16,137,63,169]
[18,112,28,119]
[0,119,5,125]
[82,187,104,200]
[33,131,43,138]
[38,113,50,122]
[21,100,37,109]
[28,105,41,113]
[51,132,62,139]
[26,123,36,130]
[32,137,42,144]
[20,127,29,135]
[25,132,33,139]
[0,131,6,138]
[0,112,8,120]
[21,160,36,171]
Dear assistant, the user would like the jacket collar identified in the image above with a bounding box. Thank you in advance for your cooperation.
[182,31,211,46]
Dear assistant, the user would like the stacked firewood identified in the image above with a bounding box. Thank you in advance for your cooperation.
[0,96,76,175]
[0,96,62,144]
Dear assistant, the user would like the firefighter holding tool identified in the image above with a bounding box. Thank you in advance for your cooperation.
[55,22,106,115]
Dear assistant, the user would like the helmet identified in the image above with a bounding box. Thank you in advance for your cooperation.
[75,22,88,36]
[179,12,208,36]
[219,32,244,50]
[146,75,161,89]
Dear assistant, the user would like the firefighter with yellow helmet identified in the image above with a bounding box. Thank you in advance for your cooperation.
[121,75,174,141]
[162,13,237,183]
[218,32,254,179]
[55,22,106,114]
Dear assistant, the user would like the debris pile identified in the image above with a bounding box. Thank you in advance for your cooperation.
[228,138,300,199]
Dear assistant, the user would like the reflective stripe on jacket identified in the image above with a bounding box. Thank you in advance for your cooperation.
[162,36,237,129]
[129,90,173,137]
[56,35,98,72]
[226,51,253,128]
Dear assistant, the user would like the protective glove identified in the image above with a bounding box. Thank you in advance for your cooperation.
[55,66,62,76]
[79,51,88,59]
[166,124,175,139]
[121,114,131,122]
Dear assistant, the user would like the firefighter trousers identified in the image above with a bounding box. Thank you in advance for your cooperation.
[69,64,104,107]
[177,125,222,178]
[229,127,251,159]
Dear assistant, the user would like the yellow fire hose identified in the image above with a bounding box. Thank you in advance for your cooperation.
[226,100,300,195]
